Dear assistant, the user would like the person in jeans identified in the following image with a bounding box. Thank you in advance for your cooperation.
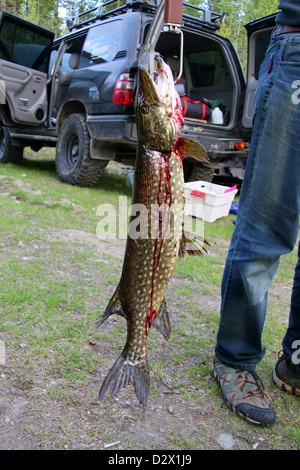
[213,0,300,427]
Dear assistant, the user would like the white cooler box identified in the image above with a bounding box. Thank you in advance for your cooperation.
[184,181,238,223]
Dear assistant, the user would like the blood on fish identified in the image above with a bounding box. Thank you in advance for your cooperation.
[98,58,209,409]
[145,151,173,337]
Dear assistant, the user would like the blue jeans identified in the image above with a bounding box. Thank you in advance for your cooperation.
[215,31,300,377]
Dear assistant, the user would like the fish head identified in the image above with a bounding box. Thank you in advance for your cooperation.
[137,57,184,152]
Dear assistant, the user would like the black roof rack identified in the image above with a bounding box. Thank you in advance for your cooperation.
[66,0,152,31]
[66,0,226,32]
[182,3,226,31]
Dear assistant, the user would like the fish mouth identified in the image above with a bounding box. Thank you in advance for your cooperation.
[138,64,162,107]
[139,56,175,106]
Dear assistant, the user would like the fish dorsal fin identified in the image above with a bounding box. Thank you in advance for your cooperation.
[97,283,127,327]
[178,137,209,162]
[151,298,172,341]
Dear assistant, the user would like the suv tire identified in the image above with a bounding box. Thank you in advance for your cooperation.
[55,113,108,187]
[0,126,23,164]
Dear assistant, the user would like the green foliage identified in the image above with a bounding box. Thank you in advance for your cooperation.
[0,0,97,36]
[203,0,279,70]
[1,0,279,48]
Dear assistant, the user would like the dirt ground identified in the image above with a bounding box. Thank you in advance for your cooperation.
[0,230,225,451]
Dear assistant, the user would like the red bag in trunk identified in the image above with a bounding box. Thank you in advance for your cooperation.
[180,96,212,120]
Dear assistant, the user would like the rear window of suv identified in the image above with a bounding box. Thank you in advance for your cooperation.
[80,20,125,67]
[188,49,227,88]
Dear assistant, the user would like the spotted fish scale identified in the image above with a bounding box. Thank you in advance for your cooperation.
[98,57,209,407]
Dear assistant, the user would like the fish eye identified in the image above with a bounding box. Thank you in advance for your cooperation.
[141,104,149,114]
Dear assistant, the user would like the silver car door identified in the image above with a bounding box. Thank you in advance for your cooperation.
[0,11,54,126]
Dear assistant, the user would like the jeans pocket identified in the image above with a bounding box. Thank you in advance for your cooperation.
[279,35,300,64]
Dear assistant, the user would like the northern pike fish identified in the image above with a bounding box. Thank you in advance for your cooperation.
[98,57,209,407]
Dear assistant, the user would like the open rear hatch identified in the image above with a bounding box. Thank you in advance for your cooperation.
[242,14,277,128]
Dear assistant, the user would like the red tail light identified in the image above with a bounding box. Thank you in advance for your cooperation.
[113,73,134,105]
[234,141,246,150]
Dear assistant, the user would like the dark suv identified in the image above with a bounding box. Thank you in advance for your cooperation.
[0,1,276,186]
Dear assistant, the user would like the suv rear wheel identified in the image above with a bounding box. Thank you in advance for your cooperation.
[55,113,108,187]
[0,127,23,164]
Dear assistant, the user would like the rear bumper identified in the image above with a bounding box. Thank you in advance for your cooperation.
[87,114,137,146]
[87,114,249,161]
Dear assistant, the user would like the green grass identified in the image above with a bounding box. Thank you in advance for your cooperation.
[0,150,299,450]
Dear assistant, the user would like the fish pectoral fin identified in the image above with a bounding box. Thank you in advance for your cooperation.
[99,352,150,408]
[151,299,172,341]
[97,284,127,328]
[179,231,210,259]
[178,137,209,162]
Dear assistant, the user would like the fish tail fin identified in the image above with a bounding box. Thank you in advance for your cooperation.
[99,351,150,408]
[179,231,210,259]
[97,283,127,327]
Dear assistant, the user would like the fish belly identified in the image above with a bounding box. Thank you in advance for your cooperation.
[120,148,184,328]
